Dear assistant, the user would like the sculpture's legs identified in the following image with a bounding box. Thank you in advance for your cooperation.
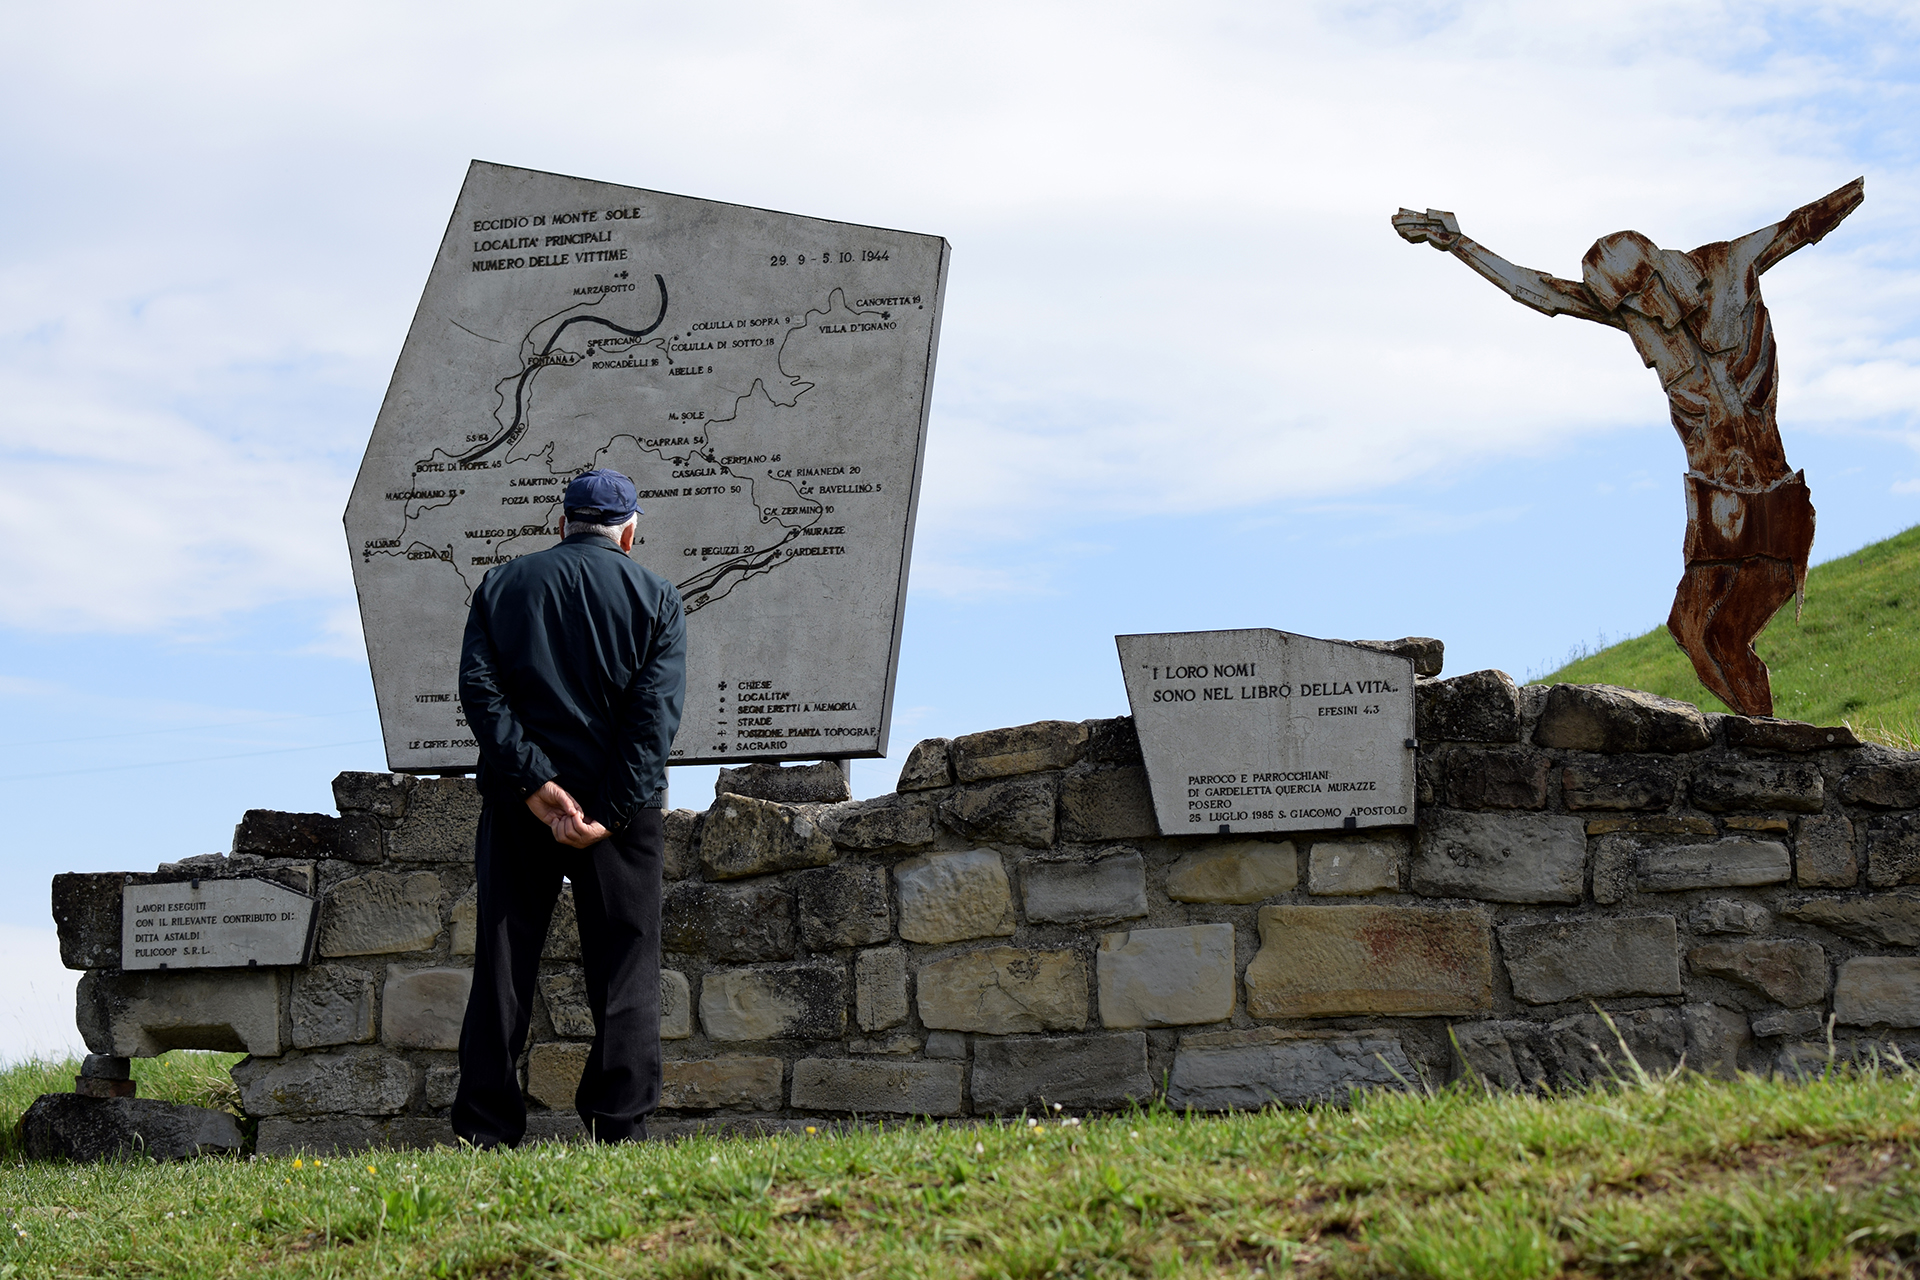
[1666,556,1798,718]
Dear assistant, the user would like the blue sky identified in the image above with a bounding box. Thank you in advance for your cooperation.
[3,0,1919,1057]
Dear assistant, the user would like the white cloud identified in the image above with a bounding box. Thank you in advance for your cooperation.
[0,0,1914,632]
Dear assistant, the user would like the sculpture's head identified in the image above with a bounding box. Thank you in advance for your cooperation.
[1581,230,1704,328]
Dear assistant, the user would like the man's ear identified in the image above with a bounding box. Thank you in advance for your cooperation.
[555,510,567,536]
[619,520,637,553]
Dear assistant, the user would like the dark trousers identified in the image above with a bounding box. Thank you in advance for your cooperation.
[452,800,664,1145]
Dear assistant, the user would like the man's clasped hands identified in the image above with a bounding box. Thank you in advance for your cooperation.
[525,780,612,849]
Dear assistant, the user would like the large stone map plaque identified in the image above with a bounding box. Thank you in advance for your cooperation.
[347,161,949,771]
[1117,629,1416,836]
[121,879,317,970]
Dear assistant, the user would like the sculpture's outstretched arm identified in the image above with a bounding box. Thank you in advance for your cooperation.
[1393,208,1620,326]
[1744,177,1865,275]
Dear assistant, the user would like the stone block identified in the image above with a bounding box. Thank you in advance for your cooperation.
[52,872,123,970]
[663,1057,784,1111]
[1796,814,1857,888]
[1354,635,1444,677]
[1096,923,1234,1028]
[893,849,1015,944]
[1690,761,1824,813]
[1165,841,1298,903]
[855,947,909,1031]
[1752,1008,1826,1039]
[76,968,283,1057]
[74,1076,135,1099]
[1451,1004,1746,1088]
[1415,669,1521,743]
[1057,767,1159,841]
[337,814,384,864]
[971,1032,1152,1113]
[1531,684,1711,754]
[938,776,1058,848]
[333,770,412,818]
[1084,715,1143,766]
[1442,745,1550,810]
[1560,757,1678,811]
[1840,760,1920,809]
[254,1115,456,1156]
[662,969,692,1039]
[1782,894,1920,947]
[381,967,472,1050]
[820,793,936,850]
[1639,839,1790,892]
[790,1059,964,1116]
[1867,815,1920,888]
[232,810,338,858]
[544,885,580,961]
[916,947,1088,1034]
[663,809,702,881]
[291,964,376,1049]
[1688,899,1771,935]
[699,964,847,1041]
[716,760,850,805]
[450,885,477,956]
[662,880,795,962]
[1308,838,1401,895]
[538,968,595,1038]
[526,1041,588,1109]
[1022,852,1148,925]
[426,1064,460,1108]
[19,1095,243,1162]
[1498,916,1681,1004]
[1689,940,1828,1007]
[1168,1030,1413,1110]
[1835,958,1920,1026]
[1590,836,1635,906]
[1412,810,1584,903]
[951,720,1088,783]
[897,737,954,791]
[1243,905,1491,1018]
[235,1047,415,1116]
[318,870,444,957]
[388,777,481,861]
[699,794,836,880]
[1723,719,1860,752]
[80,1053,130,1081]
[796,864,892,950]
[925,1031,967,1059]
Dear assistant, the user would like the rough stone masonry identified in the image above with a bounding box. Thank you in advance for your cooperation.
[48,672,1920,1153]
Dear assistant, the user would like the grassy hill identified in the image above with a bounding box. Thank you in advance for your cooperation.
[1538,523,1920,742]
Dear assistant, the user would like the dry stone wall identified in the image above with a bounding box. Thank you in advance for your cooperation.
[48,673,1920,1153]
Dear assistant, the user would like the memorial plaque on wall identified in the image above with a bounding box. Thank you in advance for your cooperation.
[346,161,949,772]
[1117,628,1416,836]
[121,879,318,970]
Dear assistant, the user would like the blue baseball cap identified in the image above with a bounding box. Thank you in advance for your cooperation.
[563,468,641,522]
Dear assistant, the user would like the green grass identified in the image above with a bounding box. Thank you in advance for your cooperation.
[1537,523,1920,743]
[9,1054,1920,1276]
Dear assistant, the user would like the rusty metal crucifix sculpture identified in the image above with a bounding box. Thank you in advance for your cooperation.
[1393,179,1864,718]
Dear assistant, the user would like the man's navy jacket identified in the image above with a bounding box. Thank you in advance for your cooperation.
[458,532,687,829]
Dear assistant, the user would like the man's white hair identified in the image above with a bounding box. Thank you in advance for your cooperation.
[564,513,638,541]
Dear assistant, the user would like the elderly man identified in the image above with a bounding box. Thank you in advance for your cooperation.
[452,467,687,1147]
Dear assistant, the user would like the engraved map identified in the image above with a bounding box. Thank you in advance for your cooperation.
[346,162,949,772]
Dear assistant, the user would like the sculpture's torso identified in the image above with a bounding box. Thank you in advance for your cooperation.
[1612,239,1791,491]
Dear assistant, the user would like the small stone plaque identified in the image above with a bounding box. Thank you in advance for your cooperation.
[1117,628,1416,837]
[121,878,318,970]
